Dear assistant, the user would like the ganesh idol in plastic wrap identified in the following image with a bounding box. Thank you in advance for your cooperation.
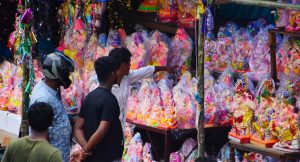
[272,81,299,152]
[249,27,271,80]
[204,33,217,67]
[127,90,139,120]
[126,133,144,161]
[61,71,84,114]
[173,72,196,128]
[126,31,148,69]
[177,0,197,28]
[229,74,257,143]
[232,28,253,72]
[214,68,234,126]
[93,33,108,61]
[158,79,177,127]
[214,27,234,69]
[168,28,193,68]
[159,0,178,23]
[251,78,279,148]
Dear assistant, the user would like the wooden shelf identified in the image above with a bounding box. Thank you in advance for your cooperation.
[127,12,196,37]
[229,140,300,161]
[269,28,300,38]
[127,118,229,133]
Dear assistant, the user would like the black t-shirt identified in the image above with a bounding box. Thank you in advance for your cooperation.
[79,87,123,162]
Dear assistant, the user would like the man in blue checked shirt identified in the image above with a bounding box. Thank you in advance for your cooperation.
[30,52,75,162]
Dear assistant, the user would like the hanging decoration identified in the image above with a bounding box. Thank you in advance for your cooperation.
[138,0,159,12]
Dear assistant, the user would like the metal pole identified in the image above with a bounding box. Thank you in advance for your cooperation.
[196,5,205,160]
[20,0,31,137]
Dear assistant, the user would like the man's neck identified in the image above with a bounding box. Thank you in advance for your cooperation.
[29,131,48,141]
[44,78,59,90]
[99,82,113,90]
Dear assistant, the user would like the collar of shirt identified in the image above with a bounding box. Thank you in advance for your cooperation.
[40,80,59,97]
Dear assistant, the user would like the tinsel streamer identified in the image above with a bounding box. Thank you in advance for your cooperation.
[68,3,73,27]
[25,57,35,93]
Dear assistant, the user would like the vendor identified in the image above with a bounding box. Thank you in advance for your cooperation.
[108,47,177,131]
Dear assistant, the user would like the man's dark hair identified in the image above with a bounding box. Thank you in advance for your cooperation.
[108,48,132,64]
[28,102,54,132]
[94,56,120,83]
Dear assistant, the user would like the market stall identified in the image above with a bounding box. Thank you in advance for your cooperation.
[203,0,300,161]
[0,0,300,161]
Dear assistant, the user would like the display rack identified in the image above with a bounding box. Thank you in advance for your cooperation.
[268,28,300,81]
[127,119,196,161]
[229,140,300,162]
[207,1,300,161]
[127,119,230,161]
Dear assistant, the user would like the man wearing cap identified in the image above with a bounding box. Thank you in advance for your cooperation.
[30,52,75,162]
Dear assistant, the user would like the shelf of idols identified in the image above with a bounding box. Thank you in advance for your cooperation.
[229,140,300,162]
[127,12,195,37]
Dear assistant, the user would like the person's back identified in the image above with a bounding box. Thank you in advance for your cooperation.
[73,56,124,162]
[81,87,123,161]
[1,136,61,162]
[2,102,62,162]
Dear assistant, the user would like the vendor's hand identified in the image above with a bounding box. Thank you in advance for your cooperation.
[81,149,92,160]
[69,150,82,162]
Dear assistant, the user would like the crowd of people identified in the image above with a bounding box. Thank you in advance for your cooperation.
[1,47,176,162]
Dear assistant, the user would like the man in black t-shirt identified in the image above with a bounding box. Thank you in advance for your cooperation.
[73,56,123,162]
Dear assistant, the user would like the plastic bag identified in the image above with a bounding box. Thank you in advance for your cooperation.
[126,31,149,69]
[168,28,193,67]
[107,29,122,53]
[272,77,299,152]
[93,33,108,61]
[7,85,22,114]
[173,77,196,128]
[215,27,234,69]
[123,123,136,160]
[217,143,242,162]
[252,78,278,141]
[61,71,84,114]
[84,33,98,60]
[204,68,215,91]
[249,27,271,75]
[158,0,178,23]
[127,90,139,120]
[142,143,154,162]
[180,138,197,158]
[148,30,170,66]
[213,67,234,126]
[232,28,253,71]
[177,0,196,28]
[230,74,257,136]
[126,133,143,161]
[204,86,216,125]
[204,34,217,67]
[225,21,239,37]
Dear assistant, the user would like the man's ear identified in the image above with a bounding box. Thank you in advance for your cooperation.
[121,63,126,68]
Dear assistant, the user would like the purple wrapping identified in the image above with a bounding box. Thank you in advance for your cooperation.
[21,8,33,24]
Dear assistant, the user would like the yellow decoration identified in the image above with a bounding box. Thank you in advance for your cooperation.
[85,60,94,71]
